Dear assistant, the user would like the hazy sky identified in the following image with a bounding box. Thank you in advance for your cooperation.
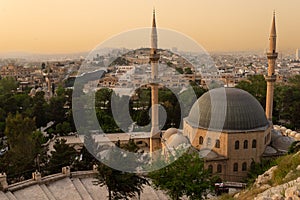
[1,0,300,54]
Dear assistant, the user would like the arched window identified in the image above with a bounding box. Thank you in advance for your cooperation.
[233,163,238,172]
[252,139,256,148]
[243,140,248,149]
[199,136,204,145]
[215,139,220,148]
[235,141,239,150]
[217,164,222,173]
[207,137,212,146]
[208,165,213,173]
[242,162,247,171]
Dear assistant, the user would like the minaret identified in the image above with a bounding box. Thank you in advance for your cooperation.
[265,12,278,121]
[150,9,160,153]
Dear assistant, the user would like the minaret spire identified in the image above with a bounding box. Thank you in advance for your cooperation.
[151,8,158,52]
[152,8,156,28]
[269,11,277,52]
[265,11,278,122]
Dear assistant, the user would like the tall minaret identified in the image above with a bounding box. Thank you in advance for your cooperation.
[265,12,278,121]
[150,9,160,153]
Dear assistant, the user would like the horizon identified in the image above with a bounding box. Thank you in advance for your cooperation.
[1,0,300,54]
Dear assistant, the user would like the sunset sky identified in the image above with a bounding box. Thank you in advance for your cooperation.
[1,0,300,54]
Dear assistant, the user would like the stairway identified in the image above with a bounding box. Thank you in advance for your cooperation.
[39,184,56,200]
[72,178,93,200]
[13,185,48,200]
[4,192,17,200]
[46,178,82,200]
[0,192,9,200]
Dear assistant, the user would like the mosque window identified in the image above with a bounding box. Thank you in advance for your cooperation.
[208,165,213,173]
[235,141,239,150]
[199,136,203,145]
[233,163,238,172]
[252,139,257,148]
[207,137,212,146]
[243,140,248,149]
[215,139,220,148]
[217,164,222,173]
[242,162,247,171]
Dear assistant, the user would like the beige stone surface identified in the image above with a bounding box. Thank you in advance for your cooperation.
[13,185,48,200]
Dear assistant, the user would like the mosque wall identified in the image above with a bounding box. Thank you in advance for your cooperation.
[183,120,271,182]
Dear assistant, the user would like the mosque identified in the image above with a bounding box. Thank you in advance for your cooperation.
[146,10,294,182]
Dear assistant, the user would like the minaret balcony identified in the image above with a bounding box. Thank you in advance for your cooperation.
[150,54,160,61]
[148,78,160,85]
[264,75,276,82]
[267,52,278,59]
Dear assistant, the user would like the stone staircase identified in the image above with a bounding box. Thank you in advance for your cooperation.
[0,171,169,200]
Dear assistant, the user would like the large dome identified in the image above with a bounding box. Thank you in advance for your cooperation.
[186,87,269,132]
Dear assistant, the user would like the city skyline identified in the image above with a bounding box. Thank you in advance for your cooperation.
[1,0,300,54]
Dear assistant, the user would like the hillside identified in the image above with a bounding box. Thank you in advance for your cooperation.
[232,151,300,200]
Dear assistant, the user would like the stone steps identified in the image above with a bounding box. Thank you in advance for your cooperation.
[0,192,9,200]
[13,184,48,200]
[40,184,56,200]
[72,178,93,200]
[5,192,17,200]
[80,177,107,200]
[0,175,170,200]
[46,178,82,200]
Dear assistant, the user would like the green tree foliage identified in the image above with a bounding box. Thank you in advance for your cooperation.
[47,139,77,174]
[55,85,65,97]
[288,141,300,154]
[274,75,300,129]
[32,91,49,128]
[73,134,99,171]
[148,149,216,200]
[95,88,113,112]
[95,140,149,200]
[0,113,46,181]
[48,96,66,123]
[0,77,18,94]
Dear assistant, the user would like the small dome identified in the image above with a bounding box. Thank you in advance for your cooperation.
[274,125,280,130]
[264,146,277,154]
[290,131,297,137]
[165,131,190,149]
[271,129,282,142]
[286,129,292,134]
[186,88,269,132]
[272,136,295,151]
[295,133,300,140]
[163,128,178,140]
[280,126,287,133]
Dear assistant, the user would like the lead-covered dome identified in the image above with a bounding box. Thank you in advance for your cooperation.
[186,87,269,132]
